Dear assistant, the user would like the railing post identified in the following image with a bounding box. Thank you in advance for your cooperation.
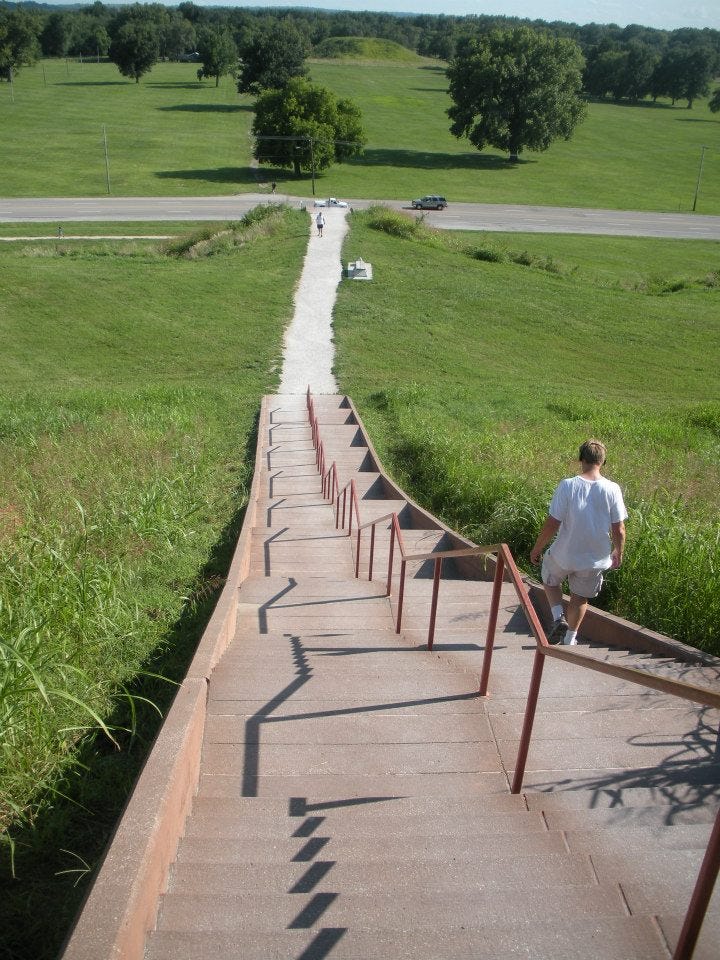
[396,560,407,633]
[427,557,442,651]
[355,527,361,578]
[348,480,355,537]
[369,524,376,582]
[511,648,546,794]
[341,488,347,530]
[673,807,720,960]
[479,550,505,696]
[386,522,396,597]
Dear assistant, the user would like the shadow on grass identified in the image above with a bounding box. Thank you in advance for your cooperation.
[56,80,128,87]
[587,96,679,110]
[147,82,210,89]
[157,103,251,113]
[358,147,523,170]
[0,414,260,960]
[154,166,258,184]
[675,117,719,123]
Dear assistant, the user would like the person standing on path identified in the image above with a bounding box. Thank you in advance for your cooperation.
[530,439,627,645]
[316,211,325,237]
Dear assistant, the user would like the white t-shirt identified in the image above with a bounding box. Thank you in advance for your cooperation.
[547,475,627,571]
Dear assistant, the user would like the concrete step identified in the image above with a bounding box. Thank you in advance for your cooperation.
[565,821,714,854]
[542,801,720,830]
[146,914,666,960]
[185,792,531,820]
[499,734,716,773]
[173,829,570,865]
[182,805,547,840]
[236,576,390,600]
[205,692,486,719]
[206,671,479,702]
[525,783,720,811]
[199,740,497,778]
[154,884,629,935]
[490,703,720,743]
[166,848,596,896]
[196,770,511,799]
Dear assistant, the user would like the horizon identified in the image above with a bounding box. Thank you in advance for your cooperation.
[16,0,720,33]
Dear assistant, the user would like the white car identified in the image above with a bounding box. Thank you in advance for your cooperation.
[314,197,348,208]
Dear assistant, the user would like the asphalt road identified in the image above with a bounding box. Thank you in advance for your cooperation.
[1,193,720,239]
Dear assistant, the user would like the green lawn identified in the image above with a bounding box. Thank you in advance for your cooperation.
[333,209,720,652]
[3,58,719,213]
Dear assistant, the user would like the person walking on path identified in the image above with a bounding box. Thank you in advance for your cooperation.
[316,211,325,237]
[530,439,627,646]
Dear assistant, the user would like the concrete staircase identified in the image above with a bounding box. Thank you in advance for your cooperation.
[144,394,720,960]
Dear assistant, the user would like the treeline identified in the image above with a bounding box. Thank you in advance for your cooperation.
[1,1,719,107]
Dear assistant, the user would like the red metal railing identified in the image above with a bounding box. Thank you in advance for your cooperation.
[305,388,720,959]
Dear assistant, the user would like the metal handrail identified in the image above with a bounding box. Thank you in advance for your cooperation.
[304,391,718,958]
[335,478,361,539]
[355,511,397,583]
[322,461,339,504]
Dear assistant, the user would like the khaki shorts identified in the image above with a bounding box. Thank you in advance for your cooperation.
[542,552,604,599]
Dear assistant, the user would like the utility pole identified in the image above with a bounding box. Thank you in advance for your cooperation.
[254,133,360,198]
[692,145,708,212]
[102,125,111,195]
[309,137,315,196]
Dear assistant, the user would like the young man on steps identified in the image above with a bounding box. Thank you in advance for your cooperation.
[530,439,627,646]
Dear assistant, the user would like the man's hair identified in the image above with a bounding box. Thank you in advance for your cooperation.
[579,439,606,466]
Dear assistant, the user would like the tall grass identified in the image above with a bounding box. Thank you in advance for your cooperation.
[0,207,307,959]
[334,209,720,654]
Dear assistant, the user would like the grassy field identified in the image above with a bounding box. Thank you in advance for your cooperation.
[0,207,308,960]
[2,58,719,212]
[333,208,720,652]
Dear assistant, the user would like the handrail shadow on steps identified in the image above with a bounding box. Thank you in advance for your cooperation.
[306,387,720,960]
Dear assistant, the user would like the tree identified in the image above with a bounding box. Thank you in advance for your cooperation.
[238,19,309,94]
[197,25,237,87]
[252,77,365,178]
[584,47,625,99]
[0,8,41,81]
[615,40,658,100]
[447,27,586,162]
[164,17,196,61]
[109,21,159,83]
[651,41,714,107]
[709,87,720,113]
[40,12,73,58]
[67,15,110,59]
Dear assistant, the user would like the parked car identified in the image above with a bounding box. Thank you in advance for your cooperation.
[314,198,348,208]
[411,195,447,210]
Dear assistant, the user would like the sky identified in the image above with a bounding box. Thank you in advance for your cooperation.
[164,0,719,32]
[40,0,720,32]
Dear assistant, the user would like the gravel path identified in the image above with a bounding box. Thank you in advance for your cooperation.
[278,207,349,395]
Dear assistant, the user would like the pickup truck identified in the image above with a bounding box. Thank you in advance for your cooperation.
[313,198,349,208]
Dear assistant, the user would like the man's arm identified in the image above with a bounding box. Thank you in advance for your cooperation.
[610,520,626,569]
[530,515,561,565]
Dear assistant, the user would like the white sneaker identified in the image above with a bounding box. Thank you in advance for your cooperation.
[563,636,578,645]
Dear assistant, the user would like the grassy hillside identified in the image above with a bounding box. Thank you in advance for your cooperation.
[333,208,720,652]
[2,58,719,213]
[312,37,422,61]
[0,206,308,960]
